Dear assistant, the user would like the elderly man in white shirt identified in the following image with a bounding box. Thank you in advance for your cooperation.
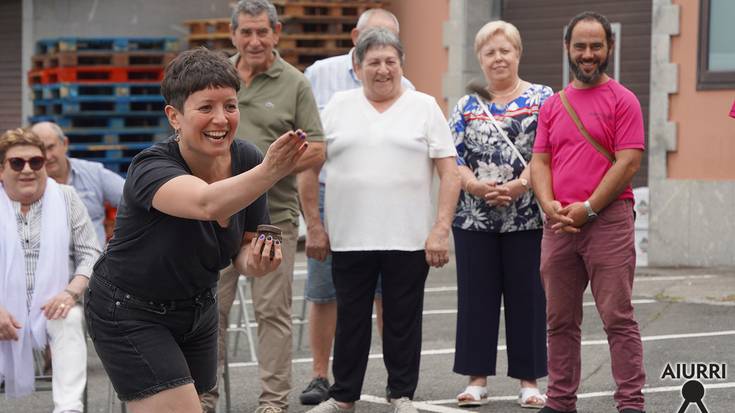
[298,8,414,406]
[31,121,124,247]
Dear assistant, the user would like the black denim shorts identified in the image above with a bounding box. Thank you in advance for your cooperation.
[84,274,218,401]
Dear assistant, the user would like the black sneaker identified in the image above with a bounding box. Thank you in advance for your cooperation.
[300,377,330,405]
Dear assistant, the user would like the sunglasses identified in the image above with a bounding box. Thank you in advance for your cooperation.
[5,156,46,172]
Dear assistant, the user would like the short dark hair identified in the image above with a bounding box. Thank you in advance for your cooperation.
[231,0,278,31]
[161,48,240,112]
[0,128,46,164]
[564,11,614,48]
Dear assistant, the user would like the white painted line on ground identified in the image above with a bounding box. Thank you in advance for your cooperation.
[234,296,656,310]
[361,394,468,413]
[228,299,657,326]
[425,286,457,293]
[228,329,735,368]
[422,381,735,405]
[420,299,656,316]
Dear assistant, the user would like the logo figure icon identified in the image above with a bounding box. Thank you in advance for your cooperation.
[677,380,708,413]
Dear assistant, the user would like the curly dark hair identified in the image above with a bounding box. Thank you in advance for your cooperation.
[564,11,614,48]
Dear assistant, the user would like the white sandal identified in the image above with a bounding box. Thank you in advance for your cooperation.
[518,387,547,409]
[456,385,488,407]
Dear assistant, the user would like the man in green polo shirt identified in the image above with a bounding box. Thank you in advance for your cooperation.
[199,1,325,413]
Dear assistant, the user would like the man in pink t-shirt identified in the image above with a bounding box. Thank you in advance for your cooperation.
[530,11,646,413]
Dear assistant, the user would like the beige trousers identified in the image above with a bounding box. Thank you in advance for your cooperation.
[201,222,297,412]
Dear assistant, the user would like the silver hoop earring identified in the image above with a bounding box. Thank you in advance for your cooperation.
[174,129,181,142]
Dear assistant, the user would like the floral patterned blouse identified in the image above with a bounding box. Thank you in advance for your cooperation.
[450,83,553,233]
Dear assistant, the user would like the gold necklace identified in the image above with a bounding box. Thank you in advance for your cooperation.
[487,78,522,99]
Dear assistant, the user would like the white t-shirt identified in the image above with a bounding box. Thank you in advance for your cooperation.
[323,88,457,251]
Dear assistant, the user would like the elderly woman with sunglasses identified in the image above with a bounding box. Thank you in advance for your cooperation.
[0,128,101,412]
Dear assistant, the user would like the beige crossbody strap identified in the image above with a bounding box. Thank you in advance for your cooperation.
[559,90,616,164]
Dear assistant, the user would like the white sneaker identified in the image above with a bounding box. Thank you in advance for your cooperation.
[306,398,355,413]
[391,397,418,413]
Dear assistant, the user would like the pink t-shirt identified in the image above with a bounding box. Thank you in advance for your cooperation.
[730,100,735,118]
[533,79,644,206]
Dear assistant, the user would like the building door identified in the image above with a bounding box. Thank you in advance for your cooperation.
[0,0,22,131]
[501,0,652,187]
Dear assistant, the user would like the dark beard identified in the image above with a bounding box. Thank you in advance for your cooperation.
[568,54,610,84]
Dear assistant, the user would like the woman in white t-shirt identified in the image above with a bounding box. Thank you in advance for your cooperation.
[306,28,460,413]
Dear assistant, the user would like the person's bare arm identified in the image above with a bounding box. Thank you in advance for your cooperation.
[293,141,325,173]
[425,157,461,268]
[555,149,642,230]
[298,166,330,261]
[153,131,307,222]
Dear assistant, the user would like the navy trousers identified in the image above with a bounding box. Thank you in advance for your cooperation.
[452,228,547,379]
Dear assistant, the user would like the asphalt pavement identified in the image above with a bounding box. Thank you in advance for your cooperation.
[2,252,734,413]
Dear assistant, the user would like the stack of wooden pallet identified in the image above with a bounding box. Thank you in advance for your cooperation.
[27,37,178,175]
[184,0,388,71]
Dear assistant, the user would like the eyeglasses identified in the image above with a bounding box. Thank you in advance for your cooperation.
[5,156,46,172]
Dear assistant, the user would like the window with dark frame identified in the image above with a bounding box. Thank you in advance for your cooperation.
[697,0,735,89]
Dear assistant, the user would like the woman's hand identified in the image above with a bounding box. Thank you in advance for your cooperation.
[465,179,495,199]
[0,306,21,341]
[466,179,512,207]
[498,179,527,203]
[425,226,450,268]
[242,234,282,277]
[262,130,309,180]
[41,290,77,320]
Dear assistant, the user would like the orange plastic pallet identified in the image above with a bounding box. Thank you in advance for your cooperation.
[32,51,176,70]
[28,66,164,85]
[184,18,231,35]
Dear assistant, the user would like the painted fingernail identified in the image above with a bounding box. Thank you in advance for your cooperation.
[259,234,265,240]
[266,235,273,241]
[298,132,306,139]
[275,240,281,245]
[303,142,309,148]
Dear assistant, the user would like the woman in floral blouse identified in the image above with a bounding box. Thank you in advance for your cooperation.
[449,20,552,409]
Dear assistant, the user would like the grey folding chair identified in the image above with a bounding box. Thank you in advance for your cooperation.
[230,275,257,362]
[220,275,258,413]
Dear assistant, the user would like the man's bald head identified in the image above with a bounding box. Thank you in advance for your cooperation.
[351,8,400,45]
[30,121,66,143]
[30,121,70,182]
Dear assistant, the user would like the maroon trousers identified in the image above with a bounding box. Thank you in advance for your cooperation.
[540,200,645,412]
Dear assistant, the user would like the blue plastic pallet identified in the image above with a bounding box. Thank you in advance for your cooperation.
[33,97,165,116]
[68,142,154,152]
[65,130,170,145]
[30,114,169,130]
[32,83,161,100]
[74,156,137,174]
[35,37,178,54]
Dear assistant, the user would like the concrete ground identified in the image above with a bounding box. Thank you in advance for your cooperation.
[3,252,734,413]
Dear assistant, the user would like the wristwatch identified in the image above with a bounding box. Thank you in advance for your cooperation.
[583,200,598,221]
[519,178,529,190]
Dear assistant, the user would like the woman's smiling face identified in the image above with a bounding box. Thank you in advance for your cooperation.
[172,86,240,158]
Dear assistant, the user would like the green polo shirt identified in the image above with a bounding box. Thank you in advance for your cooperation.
[230,51,324,226]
